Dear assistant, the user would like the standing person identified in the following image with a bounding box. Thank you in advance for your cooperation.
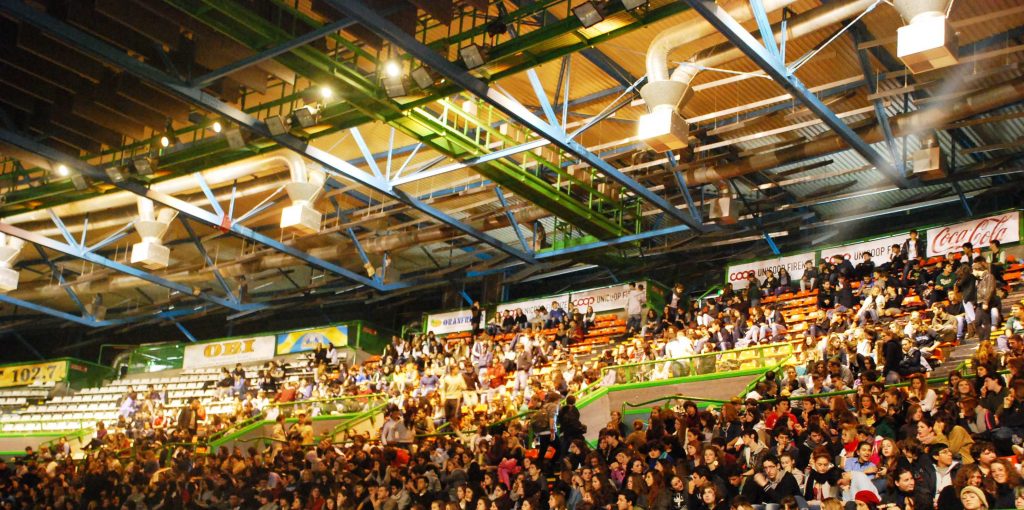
[441,365,468,427]
[557,395,586,455]
[470,301,483,337]
[955,259,978,338]
[177,398,200,439]
[626,283,646,335]
[882,332,904,385]
[800,260,818,292]
[668,283,687,323]
[513,343,532,395]
[973,260,997,344]
[902,230,926,284]
[985,240,1006,283]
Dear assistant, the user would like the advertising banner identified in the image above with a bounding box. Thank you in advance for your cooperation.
[0,360,68,388]
[496,295,570,316]
[183,336,276,369]
[425,309,484,335]
[926,211,1020,256]
[569,283,634,312]
[820,234,910,263]
[276,325,349,354]
[727,254,811,290]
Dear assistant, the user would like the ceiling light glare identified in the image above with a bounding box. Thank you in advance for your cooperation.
[384,60,402,78]
[56,164,70,177]
[212,121,223,133]
[320,86,333,100]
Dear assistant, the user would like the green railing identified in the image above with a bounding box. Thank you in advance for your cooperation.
[596,342,799,389]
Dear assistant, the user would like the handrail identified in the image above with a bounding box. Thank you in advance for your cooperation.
[206,393,386,443]
[697,285,723,301]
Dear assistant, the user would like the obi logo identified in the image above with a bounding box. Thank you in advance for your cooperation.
[203,339,256,358]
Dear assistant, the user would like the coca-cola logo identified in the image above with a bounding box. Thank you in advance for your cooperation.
[929,214,1015,255]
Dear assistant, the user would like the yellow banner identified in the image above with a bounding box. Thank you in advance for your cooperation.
[276,325,348,354]
[0,360,68,388]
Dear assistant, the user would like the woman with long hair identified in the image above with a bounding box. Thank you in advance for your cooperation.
[905,374,937,414]
[988,458,1022,509]
[644,470,670,510]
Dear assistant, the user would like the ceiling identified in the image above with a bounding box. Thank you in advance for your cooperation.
[0,0,1022,342]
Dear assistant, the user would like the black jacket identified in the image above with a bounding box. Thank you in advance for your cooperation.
[883,338,904,374]
[901,238,927,260]
[742,472,801,504]
[557,404,585,438]
[836,284,856,308]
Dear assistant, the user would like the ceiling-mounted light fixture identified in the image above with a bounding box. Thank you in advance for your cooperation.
[159,119,177,148]
[70,174,90,191]
[621,0,648,11]
[105,167,125,183]
[55,164,69,177]
[459,44,486,70]
[319,86,333,100]
[224,127,246,150]
[411,66,434,89]
[132,157,155,176]
[212,120,223,133]
[292,106,319,129]
[383,75,406,98]
[266,115,289,136]
[572,1,605,28]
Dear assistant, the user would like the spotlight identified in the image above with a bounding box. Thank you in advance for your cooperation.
[292,106,318,129]
[212,121,223,133]
[383,75,406,98]
[266,115,289,136]
[573,1,604,28]
[159,135,171,148]
[411,66,434,89]
[105,167,125,183]
[383,60,402,78]
[459,44,486,70]
[319,86,333,100]
[56,164,70,177]
[622,0,647,11]
[486,20,507,37]
[71,174,90,191]
[160,119,177,148]
[224,127,246,150]
[132,157,155,176]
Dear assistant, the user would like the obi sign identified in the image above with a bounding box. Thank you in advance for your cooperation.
[926,212,1020,257]
[183,336,275,369]
[425,309,483,335]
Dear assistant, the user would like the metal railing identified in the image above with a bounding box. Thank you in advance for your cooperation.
[599,341,800,387]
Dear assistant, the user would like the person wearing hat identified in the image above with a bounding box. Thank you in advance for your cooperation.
[960,486,989,510]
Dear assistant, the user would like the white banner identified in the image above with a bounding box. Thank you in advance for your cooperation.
[425,309,484,336]
[569,283,634,313]
[727,254,812,290]
[927,212,1020,257]
[496,294,570,316]
[183,336,276,369]
[820,233,910,263]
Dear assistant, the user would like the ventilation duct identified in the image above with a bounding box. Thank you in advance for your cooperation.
[131,197,178,270]
[894,0,957,73]
[280,163,326,233]
[0,233,25,292]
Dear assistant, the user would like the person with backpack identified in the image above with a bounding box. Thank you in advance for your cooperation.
[531,393,560,473]
[557,395,586,458]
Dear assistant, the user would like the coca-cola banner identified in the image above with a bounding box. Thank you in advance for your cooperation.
[820,233,910,263]
[726,254,811,290]
[926,212,1020,257]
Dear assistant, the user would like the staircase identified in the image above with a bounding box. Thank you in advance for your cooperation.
[931,278,1024,379]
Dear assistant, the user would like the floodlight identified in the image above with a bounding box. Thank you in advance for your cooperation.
[411,66,434,89]
[266,115,288,136]
[460,44,486,70]
[573,2,604,28]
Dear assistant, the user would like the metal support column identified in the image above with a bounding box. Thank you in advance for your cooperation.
[494,187,532,254]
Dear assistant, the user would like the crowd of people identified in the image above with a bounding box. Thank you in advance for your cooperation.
[0,238,1021,510]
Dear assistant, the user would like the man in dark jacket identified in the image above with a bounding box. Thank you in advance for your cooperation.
[741,455,801,504]
[557,395,586,454]
[882,332,904,384]
[918,443,959,504]
[901,230,926,283]
[835,277,856,311]
[973,260,997,343]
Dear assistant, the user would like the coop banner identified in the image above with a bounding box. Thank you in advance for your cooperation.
[820,233,910,263]
[926,211,1020,257]
[727,254,810,290]
[183,336,276,369]
[569,283,635,313]
[276,325,349,354]
[425,309,483,336]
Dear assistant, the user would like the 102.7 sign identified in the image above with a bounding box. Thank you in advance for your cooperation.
[0,360,67,388]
